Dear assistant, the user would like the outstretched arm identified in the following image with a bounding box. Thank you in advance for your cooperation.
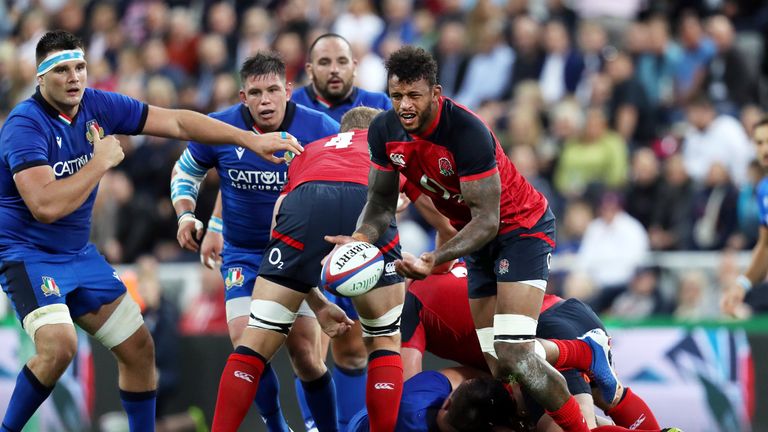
[142,106,303,163]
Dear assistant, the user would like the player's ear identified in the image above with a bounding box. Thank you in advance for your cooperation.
[432,84,443,99]
[285,81,293,99]
[238,89,247,105]
[305,62,313,79]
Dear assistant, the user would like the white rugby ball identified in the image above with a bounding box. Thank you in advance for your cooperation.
[321,241,384,297]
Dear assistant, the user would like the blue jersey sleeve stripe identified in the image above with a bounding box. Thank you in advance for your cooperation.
[178,149,208,176]
[128,103,149,135]
[11,159,49,175]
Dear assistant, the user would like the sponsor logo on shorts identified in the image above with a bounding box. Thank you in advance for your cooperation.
[438,157,454,176]
[225,267,245,289]
[234,370,254,383]
[40,276,61,297]
[374,382,394,390]
[389,153,406,167]
[498,259,509,275]
[385,261,397,276]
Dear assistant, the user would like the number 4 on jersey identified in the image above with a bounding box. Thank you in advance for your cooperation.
[324,131,355,149]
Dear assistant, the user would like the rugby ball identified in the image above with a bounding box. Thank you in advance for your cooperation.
[321,241,385,297]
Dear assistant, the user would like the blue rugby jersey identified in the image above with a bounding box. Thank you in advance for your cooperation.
[757,177,768,226]
[291,85,391,123]
[347,370,452,432]
[0,88,147,256]
[186,101,339,251]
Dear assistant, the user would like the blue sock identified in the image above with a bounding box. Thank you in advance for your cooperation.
[332,366,367,430]
[119,389,156,432]
[294,376,317,431]
[2,365,53,432]
[301,371,339,432]
[254,363,290,432]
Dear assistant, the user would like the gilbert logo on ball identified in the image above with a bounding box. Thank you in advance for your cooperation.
[321,241,384,297]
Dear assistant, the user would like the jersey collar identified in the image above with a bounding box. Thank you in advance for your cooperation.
[410,96,444,140]
[32,87,80,126]
[239,101,297,134]
[305,84,358,109]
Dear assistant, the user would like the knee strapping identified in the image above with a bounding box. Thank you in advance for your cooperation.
[493,314,538,344]
[248,299,297,335]
[360,304,403,338]
[23,304,73,342]
[476,327,498,359]
[94,295,144,349]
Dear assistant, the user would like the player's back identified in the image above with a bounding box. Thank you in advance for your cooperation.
[407,264,488,371]
[283,129,371,193]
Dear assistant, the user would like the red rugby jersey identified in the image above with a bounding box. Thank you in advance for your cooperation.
[369,97,547,234]
[282,129,371,194]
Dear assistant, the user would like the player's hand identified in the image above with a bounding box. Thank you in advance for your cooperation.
[721,282,748,317]
[321,235,357,266]
[177,213,204,252]
[395,251,435,280]
[245,130,303,164]
[200,230,223,269]
[314,301,354,338]
[396,193,411,214]
[90,125,124,170]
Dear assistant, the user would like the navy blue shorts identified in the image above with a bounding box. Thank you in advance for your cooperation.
[0,244,126,322]
[219,247,263,302]
[465,207,555,298]
[525,298,607,421]
[259,182,403,301]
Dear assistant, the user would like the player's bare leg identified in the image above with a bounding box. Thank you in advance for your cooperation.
[353,282,405,432]
[212,277,306,432]
[78,293,157,431]
[470,295,499,374]
[493,281,589,432]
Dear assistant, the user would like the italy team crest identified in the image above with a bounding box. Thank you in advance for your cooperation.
[41,276,61,297]
[498,259,509,275]
[438,157,454,176]
[85,119,105,144]
[225,267,245,288]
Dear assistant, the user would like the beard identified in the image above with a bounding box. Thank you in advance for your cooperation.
[317,77,353,102]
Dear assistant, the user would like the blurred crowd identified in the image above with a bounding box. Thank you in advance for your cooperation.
[2,0,768,321]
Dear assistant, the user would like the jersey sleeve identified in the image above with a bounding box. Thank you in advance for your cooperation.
[1,115,50,174]
[452,112,498,180]
[185,141,216,169]
[319,114,341,135]
[368,113,392,170]
[758,180,768,226]
[400,177,422,201]
[92,90,148,135]
[401,291,426,352]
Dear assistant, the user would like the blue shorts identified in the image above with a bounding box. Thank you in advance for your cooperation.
[0,243,126,322]
[465,207,555,298]
[219,247,262,302]
[259,182,403,318]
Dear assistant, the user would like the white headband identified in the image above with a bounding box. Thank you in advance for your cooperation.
[36,49,85,77]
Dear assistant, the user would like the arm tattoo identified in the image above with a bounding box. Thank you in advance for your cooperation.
[433,173,501,264]
[356,167,399,244]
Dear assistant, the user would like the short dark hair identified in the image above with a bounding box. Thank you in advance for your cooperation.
[308,33,352,61]
[340,107,382,132]
[445,377,516,432]
[240,51,286,85]
[384,46,438,86]
[36,30,84,65]
[686,93,714,109]
[753,117,768,133]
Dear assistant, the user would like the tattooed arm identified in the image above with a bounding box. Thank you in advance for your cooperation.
[354,167,401,243]
[432,172,500,264]
[324,166,400,247]
[395,173,500,279]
